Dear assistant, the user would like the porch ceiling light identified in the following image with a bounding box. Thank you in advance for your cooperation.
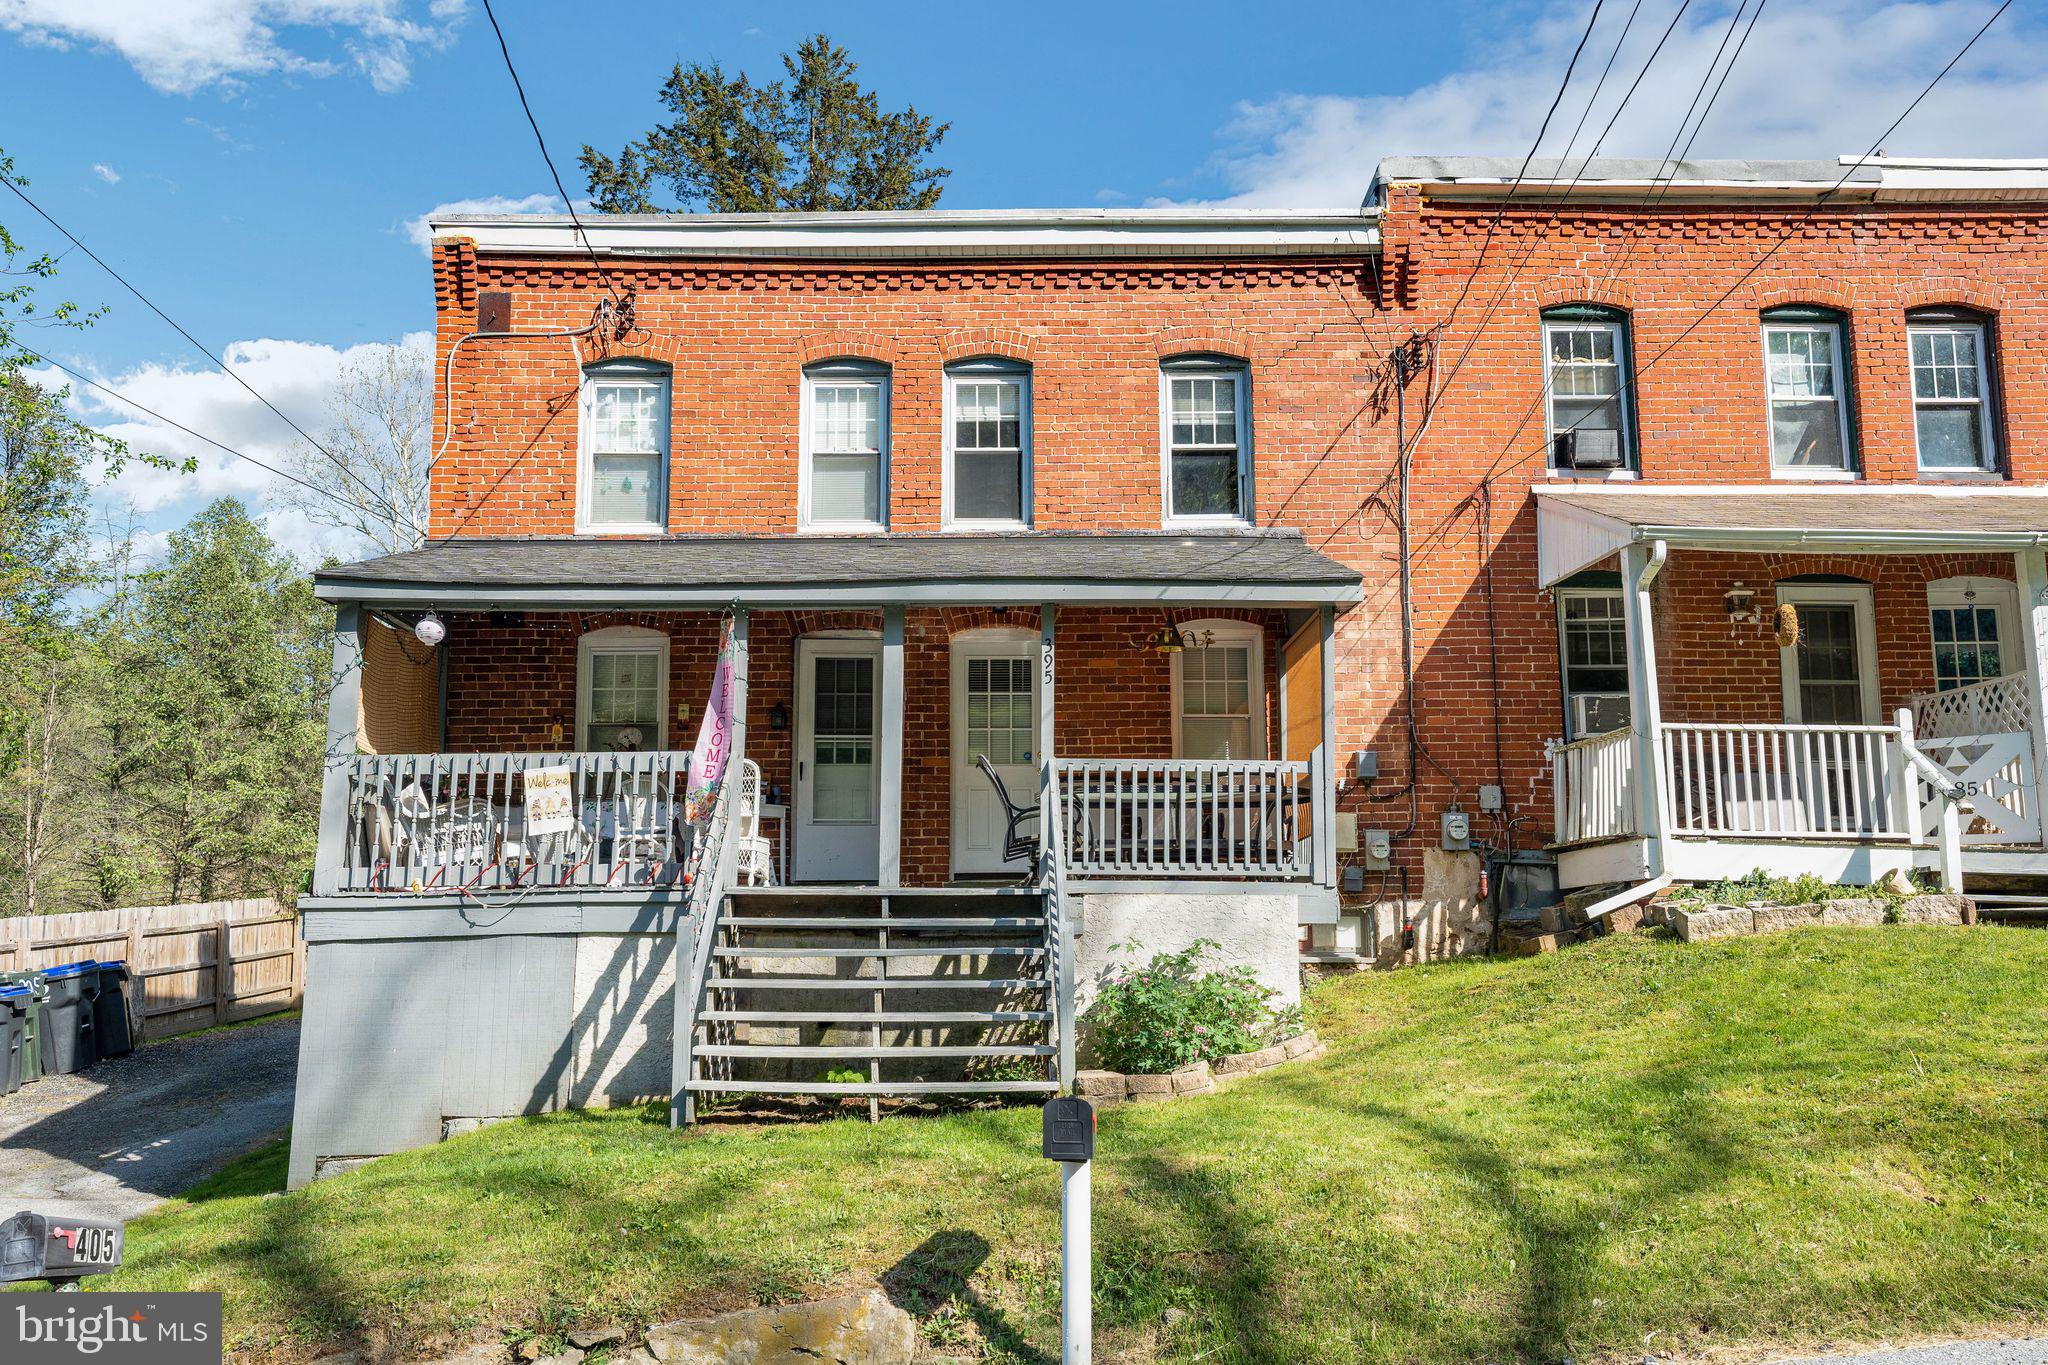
[414,611,446,647]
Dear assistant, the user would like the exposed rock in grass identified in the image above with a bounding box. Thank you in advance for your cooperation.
[644,1290,915,1364]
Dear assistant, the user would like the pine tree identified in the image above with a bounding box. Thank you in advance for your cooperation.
[581,35,949,213]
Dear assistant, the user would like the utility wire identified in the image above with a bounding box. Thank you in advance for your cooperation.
[1484,0,2014,483]
[478,0,626,308]
[0,172,405,525]
[11,341,370,515]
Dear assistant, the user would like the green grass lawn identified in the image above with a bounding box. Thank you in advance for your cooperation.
[105,926,2048,1363]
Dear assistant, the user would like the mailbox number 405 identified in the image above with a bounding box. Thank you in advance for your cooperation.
[68,1226,120,1264]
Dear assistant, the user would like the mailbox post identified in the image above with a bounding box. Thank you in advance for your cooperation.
[1042,1097,1095,1365]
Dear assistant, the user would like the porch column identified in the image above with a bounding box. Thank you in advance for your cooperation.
[1619,542,1667,876]
[2015,548,2048,839]
[312,603,364,895]
[1038,604,1058,875]
[1318,604,1338,889]
[729,606,750,800]
[878,604,905,887]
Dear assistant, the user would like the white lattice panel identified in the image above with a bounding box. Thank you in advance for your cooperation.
[1911,674,2032,741]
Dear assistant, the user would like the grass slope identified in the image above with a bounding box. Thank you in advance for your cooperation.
[108,927,2048,1363]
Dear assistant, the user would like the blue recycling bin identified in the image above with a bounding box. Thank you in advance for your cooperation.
[40,961,98,1074]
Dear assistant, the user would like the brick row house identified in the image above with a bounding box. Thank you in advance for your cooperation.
[288,158,2048,1183]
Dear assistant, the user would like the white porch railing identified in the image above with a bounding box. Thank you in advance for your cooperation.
[1548,726,1637,845]
[1909,673,2032,740]
[1660,722,1912,839]
[339,750,691,892]
[1053,758,1312,879]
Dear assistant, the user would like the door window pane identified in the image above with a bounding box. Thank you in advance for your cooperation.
[1180,643,1254,759]
[1764,324,1850,470]
[965,656,1033,766]
[1794,603,1866,723]
[811,656,875,823]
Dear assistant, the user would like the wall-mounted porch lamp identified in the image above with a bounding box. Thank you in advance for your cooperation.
[1146,624,1184,654]
[1722,582,1759,628]
[768,701,791,731]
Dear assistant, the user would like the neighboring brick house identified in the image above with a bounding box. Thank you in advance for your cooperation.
[287,159,2048,1183]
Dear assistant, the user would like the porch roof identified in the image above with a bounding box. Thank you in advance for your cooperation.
[312,529,1363,609]
[1536,485,2048,587]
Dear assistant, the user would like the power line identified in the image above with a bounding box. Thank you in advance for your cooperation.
[477,0,627,308]
[1485,0,2014,483]
[10,341,369,515]
[0,172,406,526]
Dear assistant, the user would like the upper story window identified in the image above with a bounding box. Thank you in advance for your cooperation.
[1908,309,1999,476]
[802,359,890,530]
[945,358,1031,528]
[1161,356,1251,526]
[1542,306,1634,474]
[579,360,670,532]
[1761,307,1856,477]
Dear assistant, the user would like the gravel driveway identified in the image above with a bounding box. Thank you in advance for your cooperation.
[1768,1340,2048,1364]
[0,1015,299,1222]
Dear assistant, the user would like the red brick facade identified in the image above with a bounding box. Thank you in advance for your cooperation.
[422,184,2048,902]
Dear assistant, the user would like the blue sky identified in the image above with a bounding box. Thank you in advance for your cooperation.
[2,0,2044,559]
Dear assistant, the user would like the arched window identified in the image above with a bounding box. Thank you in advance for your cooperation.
[801,358,890,530]
[576,626,670,751]
[1907,307,2000,476]
[1540,305,1635,473]
[578,358,670,532]
[944,357,1032,528]
[1760,306,1856,477]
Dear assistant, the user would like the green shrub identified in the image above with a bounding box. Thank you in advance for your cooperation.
[1667,866,1918,907]
[1087,939,1300,1074]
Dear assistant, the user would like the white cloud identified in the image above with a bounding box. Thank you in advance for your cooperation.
[0,0,467,95]
[32,331,433,564]
[1175,0,2048,209]
[401,192,562,252]
[90,162,120,184]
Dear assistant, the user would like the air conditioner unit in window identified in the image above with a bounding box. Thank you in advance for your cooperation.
[1554,429,1624,470]
[1571,693,1632,738]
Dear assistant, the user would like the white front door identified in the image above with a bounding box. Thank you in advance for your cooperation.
[794,636,882,883]
[951,632,1040,875]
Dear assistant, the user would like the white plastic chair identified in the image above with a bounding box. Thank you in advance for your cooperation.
[734,759,776,886]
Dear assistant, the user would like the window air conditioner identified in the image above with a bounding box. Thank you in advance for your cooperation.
[1571,693,1632,737]
[1554,428,1624,470]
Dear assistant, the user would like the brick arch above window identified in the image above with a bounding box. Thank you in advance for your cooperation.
[797,331,899,367]
[938,329,1039,366]
[1754,282,1862,315]
[1154,327,1253,364]
[1896,278,2006,314]
[942,607,1043,635]
[1536,278,1634,313]
[586,331,690,369]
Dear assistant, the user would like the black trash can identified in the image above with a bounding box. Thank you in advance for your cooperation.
[0,989,25,1094]
[93,961,134,1059]
[0,973,46,1082]
[40,961,98,1074]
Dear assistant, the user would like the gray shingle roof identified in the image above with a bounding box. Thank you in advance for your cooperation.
[313,530,1362,608]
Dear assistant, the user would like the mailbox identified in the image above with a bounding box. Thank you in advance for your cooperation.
[1041,1097,1095,1163]
[0,1210,124,1284]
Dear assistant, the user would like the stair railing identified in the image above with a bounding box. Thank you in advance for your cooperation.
[1040,761,1076,1093]
[672,773,743,1127]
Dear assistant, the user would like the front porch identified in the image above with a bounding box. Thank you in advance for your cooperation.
[1536,486,2048,894]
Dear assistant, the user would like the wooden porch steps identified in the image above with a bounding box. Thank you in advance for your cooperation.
[679,885,1060,1114]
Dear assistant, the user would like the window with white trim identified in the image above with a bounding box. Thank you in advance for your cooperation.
[1927,578,2016,692]
[1558,586,1630,738]
[945,359,1030,527]
[1173,622,1265,759]
[579,360,670,531]
[1909,312,1998,474]
[1162,357,1251,524]
[576,626,670,752]
[1542,307,1634,471]
[1761,309,1855,474]
[802,360,889,529]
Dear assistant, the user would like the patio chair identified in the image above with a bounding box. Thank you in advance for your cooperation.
[734,759,776,887]
[975,753,1041,870]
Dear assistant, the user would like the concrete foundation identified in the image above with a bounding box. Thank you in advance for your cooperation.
[1071,891,1302,1015]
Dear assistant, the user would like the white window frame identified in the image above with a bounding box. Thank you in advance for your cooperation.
[575,625,670,751]
[1908,318,1999,477]
[1776,581,1879,724]
[1555,586,1631,739]
[1540,314,1636,480]
[1760,317,1856,481]
[1926,576,2018,691]
[942,360,1033,530]
[576,361,671,534]
[799,360,890,532]
[1169,619,1267,759]
[1159,358,1253,528]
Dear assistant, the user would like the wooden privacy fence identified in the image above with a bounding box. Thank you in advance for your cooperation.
[0,897,303,1042]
